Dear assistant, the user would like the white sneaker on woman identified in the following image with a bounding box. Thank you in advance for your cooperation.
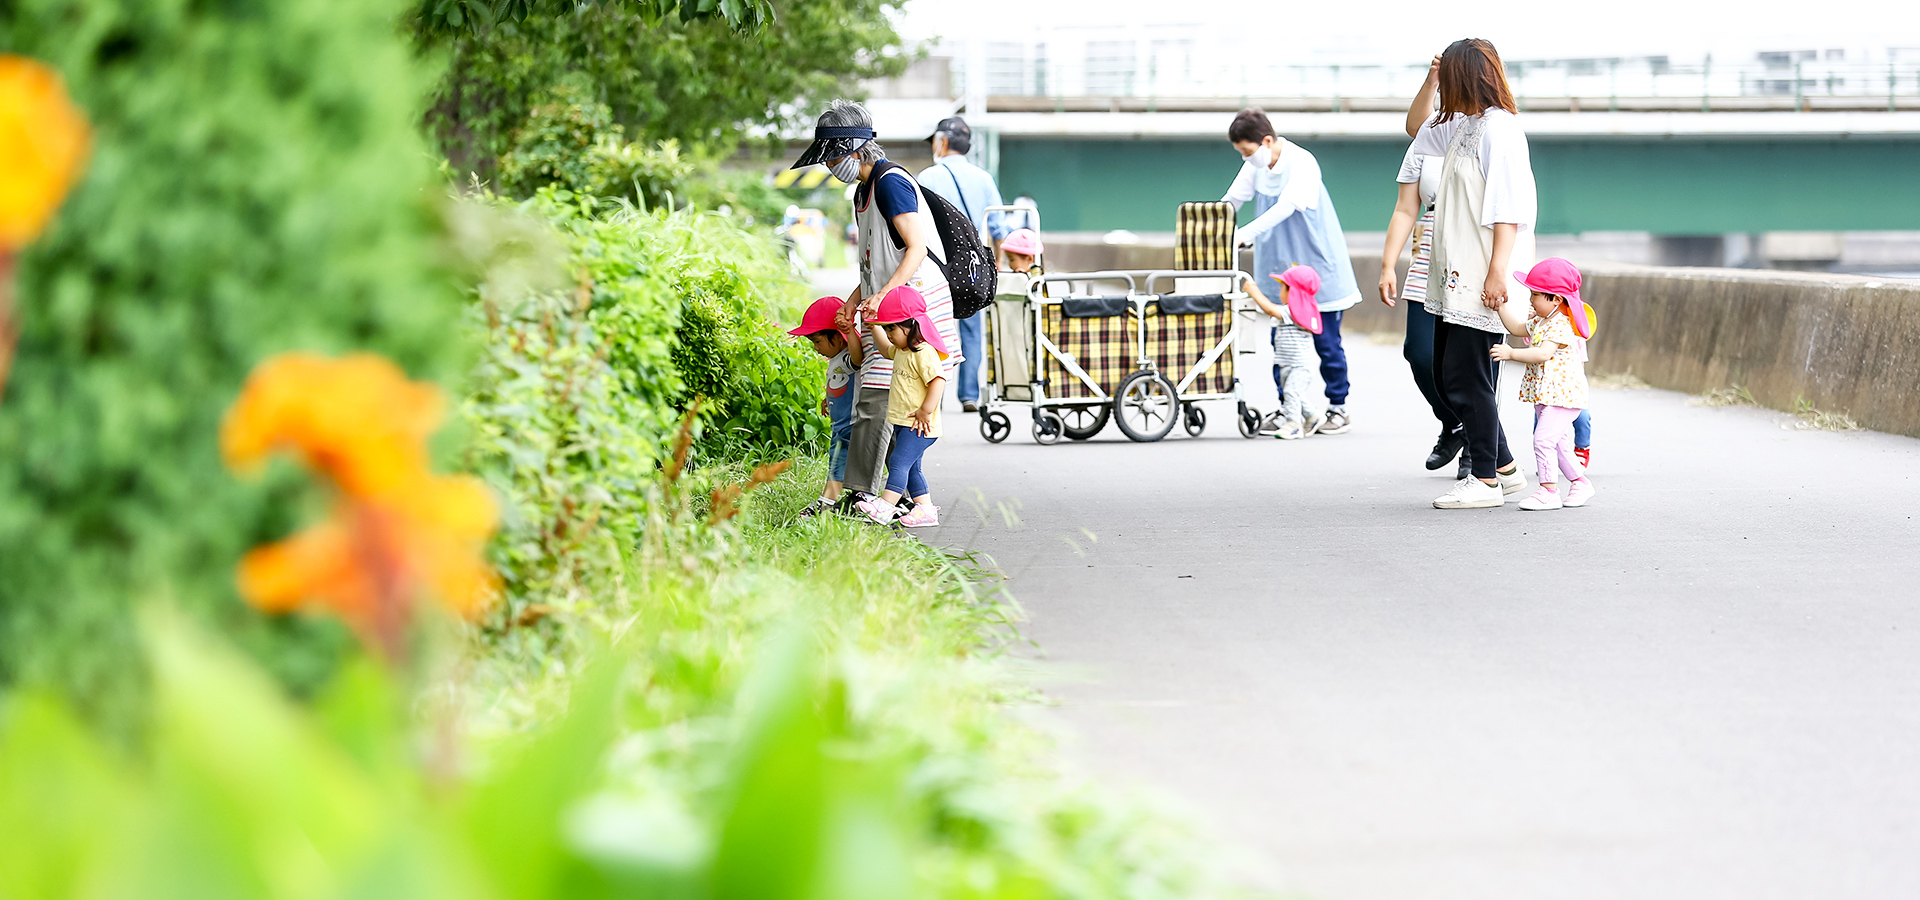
[1433,477,1505,509]
[1497,468,1528,496]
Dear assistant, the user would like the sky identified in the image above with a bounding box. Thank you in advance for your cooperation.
[896,0,1918,65]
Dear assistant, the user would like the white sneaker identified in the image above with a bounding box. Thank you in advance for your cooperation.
[1275,418,1306,440]
[1517,487,1564,511]
[1563,478,1596,508]
[1433,477,1505,509]
[1497,468,1527,496]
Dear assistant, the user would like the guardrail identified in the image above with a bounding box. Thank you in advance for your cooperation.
[942,49,1920,112]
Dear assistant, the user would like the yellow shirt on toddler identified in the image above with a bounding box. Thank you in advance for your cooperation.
[885,343,945,437]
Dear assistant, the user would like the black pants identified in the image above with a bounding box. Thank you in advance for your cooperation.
[1433,319,1513,480]
[1404,302,1458,431]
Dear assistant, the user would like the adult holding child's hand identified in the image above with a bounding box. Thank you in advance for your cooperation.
[795,99,960,508]
[1404,38,1539,510]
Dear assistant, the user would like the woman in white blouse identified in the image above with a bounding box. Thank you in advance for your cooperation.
[1403,39,1539,510]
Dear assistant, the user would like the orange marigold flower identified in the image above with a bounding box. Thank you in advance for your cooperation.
[222,353,446,500]
[0,55,92,251]
[224,353,500,653]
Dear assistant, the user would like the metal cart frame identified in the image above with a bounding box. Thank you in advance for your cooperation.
[977,268,1270,445]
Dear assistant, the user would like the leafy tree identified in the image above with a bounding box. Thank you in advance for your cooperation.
[418,0,912,179]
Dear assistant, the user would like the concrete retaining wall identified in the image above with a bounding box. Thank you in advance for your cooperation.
[1043,238,1920,437]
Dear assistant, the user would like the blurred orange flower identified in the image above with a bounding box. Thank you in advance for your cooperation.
[224,353,498,654]
[0,54,92,251]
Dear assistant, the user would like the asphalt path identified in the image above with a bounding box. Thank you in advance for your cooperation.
[918,321,1920,900]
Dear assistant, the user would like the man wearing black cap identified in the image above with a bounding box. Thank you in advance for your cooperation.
[919,116,1008,413]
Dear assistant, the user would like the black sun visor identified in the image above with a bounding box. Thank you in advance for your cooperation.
[792,125,876,169]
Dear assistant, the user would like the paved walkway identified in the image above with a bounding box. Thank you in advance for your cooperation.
[926,331,1920,900]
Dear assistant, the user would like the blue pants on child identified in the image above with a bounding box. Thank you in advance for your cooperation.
[1271,310,1350,408]
[827,422,852,483]
[885,425,936,497]
[1573,409,1592,448]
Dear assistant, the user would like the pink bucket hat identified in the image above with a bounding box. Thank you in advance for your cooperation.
[1513,258,1591,339]
[1271,265,1323,335]
[870,285,952,359]
[1001,228,1043,257]
[787,296,845,337]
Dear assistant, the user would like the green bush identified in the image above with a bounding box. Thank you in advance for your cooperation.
[529,192,827,460]
[0,0,466,731]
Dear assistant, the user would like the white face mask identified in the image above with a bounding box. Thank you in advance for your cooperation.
[1245,143,1272,170]
[829,156,862,183]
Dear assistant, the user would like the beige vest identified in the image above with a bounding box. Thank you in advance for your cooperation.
[1426,114,1534,334]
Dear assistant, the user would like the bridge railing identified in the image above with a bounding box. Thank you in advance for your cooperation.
[944,47,1920,110]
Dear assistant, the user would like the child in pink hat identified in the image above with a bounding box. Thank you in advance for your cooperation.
[787,296,863,516]
[856,285,950,528]
[1491,257,1596,510]
[1260,265,1329,439]
[1000,228,1044,272]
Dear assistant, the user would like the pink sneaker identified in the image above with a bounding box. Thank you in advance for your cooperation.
[897,504,940,528]
[857,496,898,525]
[1517,486,1563,511]
[1563,478,1596,508]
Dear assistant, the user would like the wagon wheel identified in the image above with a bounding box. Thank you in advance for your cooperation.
[1060,404,1111,441]
[1183,403,1206,437]
[1112,370,1180,443]
[1032,409,1064,445]
[1237,405,1260,439]
[980,410,1012,444]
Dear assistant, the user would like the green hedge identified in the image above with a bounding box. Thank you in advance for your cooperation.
[0,0,465,731]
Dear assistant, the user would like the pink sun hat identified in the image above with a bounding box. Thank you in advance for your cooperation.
[870,285,952,359]
[1513,257,1592,339]
[1271,265,1323,335]
[1001,228,1043,257]
[787,296,846,337]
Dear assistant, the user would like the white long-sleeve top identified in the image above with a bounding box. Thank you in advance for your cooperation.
[1407,107,1537,230]
[1219,138,1324,246]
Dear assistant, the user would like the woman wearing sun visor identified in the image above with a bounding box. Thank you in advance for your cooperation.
[793,100,959,508]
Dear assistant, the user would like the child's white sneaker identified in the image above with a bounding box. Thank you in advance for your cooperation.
[1517,487,1563,511]
[1497,467,1528,496]
[1433,477,1504,509]
[1563,478,1596,508]
[1275,418,1307,440]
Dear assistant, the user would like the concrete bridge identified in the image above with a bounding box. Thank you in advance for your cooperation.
[848,52,1920,240]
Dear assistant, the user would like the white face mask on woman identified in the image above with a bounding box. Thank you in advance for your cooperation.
[829,156,862,184]
[1244,143,1272,170]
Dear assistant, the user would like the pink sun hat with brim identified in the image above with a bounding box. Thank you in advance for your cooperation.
[1513,257,1592,339]
[1271,265,1323,335]
[787,296,846,337]
[870,285,952,359]
[1001,228,1043,257]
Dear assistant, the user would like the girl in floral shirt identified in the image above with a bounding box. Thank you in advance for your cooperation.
[1492,258,1595,511]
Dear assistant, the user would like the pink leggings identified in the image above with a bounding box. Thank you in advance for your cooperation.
[1533,404,1587,487]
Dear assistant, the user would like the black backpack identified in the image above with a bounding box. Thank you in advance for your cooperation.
[870,160,997,319]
